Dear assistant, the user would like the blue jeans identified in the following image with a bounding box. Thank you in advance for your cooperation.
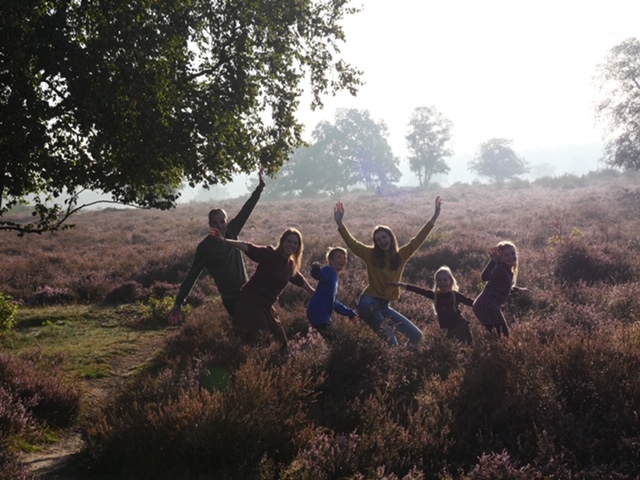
[357,294,423,347]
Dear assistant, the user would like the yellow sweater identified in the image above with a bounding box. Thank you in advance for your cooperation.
[338,221,435,301]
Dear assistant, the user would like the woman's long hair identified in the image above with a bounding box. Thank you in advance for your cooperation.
[497,240,518,285]
[372,225,401,270]
[276,228,304,272]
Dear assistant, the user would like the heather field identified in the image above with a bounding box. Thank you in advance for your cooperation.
[2,170,640,479]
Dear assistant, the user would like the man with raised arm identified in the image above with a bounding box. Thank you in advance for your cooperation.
[168,169,265,325]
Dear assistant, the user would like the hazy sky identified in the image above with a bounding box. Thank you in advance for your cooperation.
[299,0,640,156]
[186,1,640,198]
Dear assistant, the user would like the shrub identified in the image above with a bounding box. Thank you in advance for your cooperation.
[0,352,81,429]
[554,238,635,285]
[29,285,74,306]
[0,293,18,335]
[104,281,142,304]
[132,294,191,328]
[84,345,324,479]
[134,252,192,287]
[148,281,179,299]
[462,450,530,479]
[0,451,31,480]
[70,272,110,302]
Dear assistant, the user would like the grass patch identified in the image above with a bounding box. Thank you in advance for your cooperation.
[0,304,167,383]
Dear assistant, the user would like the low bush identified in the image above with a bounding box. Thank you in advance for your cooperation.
[29,285,74,306]
[0,293,18,334]
[104,280,143,304]
[131,294,191,329]
[0,352,81,429]
[554,238,635,285]
[0,351,82,480]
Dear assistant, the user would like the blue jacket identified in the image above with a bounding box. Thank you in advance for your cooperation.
[306,264,356,327]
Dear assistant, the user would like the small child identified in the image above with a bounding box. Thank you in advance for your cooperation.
[392,265,474,345]
[306,247,357,339]
[472,240,527,337]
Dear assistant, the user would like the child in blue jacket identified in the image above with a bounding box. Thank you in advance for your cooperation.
[307,247,357,338]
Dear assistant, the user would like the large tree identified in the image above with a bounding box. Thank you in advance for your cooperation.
[468,138,529,183]
[330,108,400,191]
[596,37,640,171]
[269,108,400,196]
[405,106,454,189]
[266,141,341,197]
[0,0,361,234]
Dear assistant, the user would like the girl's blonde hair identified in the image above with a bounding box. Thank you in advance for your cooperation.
[497,240,518,285]
[276,228,304,272]
[432,265,459,314]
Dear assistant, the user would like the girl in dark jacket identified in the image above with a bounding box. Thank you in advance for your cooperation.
[472,241,527,337]
[392,265,474,345]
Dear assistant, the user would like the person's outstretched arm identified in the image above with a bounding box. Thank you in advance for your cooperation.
[334,201,372,259]
[169,244,207,325]
[334,201,345,228]
[290,272,315,295]
[429,195,442,224]
[229,168,266,234]
[401,196,443,255]
[210,228,249,252]
[301,277,315,295]
[390,281,434,299]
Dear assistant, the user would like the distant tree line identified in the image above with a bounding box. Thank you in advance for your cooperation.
[268,34,640,199]
[266,106,530,198]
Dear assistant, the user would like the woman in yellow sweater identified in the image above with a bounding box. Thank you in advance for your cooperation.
[333,196,442,346]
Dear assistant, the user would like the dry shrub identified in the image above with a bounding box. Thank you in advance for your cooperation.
[0,386,38,480]
[161,305,236,367]
[81,309,640,479]
[29,285,74,306]
[85,344,325,479]
[0,351,81,479]
[281,429,364,480]
[605,282,640,324]
[0,352,81,429]
[542,331,640,471]
[69,272,111,302]
[554,238,636,285]
[0,450,32,480]
[134,250,193,287]
[312,324,390,432]
[104,280,143,304]
[280,303,312,340]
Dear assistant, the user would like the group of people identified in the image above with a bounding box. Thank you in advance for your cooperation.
[169,170,526,350]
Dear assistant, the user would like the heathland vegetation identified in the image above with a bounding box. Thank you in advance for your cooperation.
[1,171,640,479]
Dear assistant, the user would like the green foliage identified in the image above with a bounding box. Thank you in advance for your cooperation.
[0,292,18,334]
[406,106,454,189]
[468,138,530,183]
[135,294,191,327]
[596,37,640,171]
[0,0,361,234]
